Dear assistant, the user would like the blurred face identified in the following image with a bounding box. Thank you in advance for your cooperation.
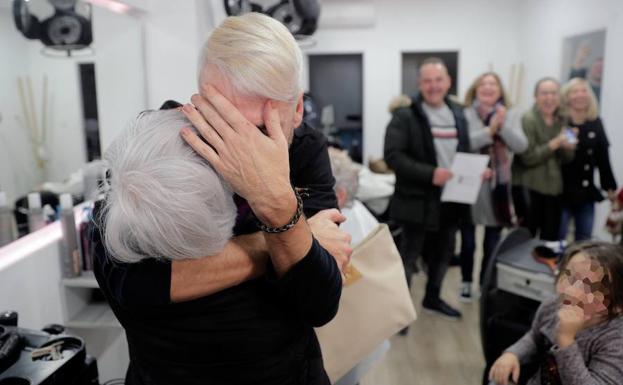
[567,83,590,112]
[476,74,502,107]
[557,253,610,321]
[535,80,560,117]
[419,63,451,107]
[200,64,303,144]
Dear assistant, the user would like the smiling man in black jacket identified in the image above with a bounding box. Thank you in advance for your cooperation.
[384,57,470,322]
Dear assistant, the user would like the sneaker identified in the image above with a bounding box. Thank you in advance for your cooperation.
[459,282,473,303]
[422,298,462,320]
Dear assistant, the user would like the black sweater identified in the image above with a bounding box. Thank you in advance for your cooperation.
[561,118,617,206]
[91,123,340,385]
[384,94,470,229]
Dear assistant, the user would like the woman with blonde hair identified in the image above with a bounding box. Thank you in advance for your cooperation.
[559,77,617,241]
[457,72,528,301]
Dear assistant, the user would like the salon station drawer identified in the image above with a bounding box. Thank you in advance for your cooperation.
[496,263,556,303]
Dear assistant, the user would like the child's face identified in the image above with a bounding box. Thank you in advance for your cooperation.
[557,252,610,320]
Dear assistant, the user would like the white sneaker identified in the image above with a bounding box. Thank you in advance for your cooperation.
[459,282,473,303]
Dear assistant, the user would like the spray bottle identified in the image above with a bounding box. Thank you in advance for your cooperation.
[27,192,47,233]
[0,191,17,247]
[59,193,81,277]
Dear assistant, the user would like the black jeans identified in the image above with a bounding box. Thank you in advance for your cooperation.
[459,223,502,284]
[399,222,427,289]
[399,202,468,302]
[512,185,530,227]
[528,189,562,241]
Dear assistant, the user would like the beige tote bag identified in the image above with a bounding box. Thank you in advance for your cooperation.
[315,223,417,383]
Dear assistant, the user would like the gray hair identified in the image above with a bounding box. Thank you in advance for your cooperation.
[101,109,236,263]
[197,12,303,104]
[328,148,361,208]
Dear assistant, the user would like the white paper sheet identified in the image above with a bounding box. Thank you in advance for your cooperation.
[440,153,490,204]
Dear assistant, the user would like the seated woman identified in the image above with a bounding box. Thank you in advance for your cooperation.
[489,241,623,385]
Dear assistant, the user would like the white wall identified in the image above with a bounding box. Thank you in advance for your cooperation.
[93,6,147,152]
[0,3,147,206]
[25,45,87,184]
[0,10,45,206]
[88,0,224,151]
[517,0,623,239]
[302,0,523,162]
[140,1,204,110]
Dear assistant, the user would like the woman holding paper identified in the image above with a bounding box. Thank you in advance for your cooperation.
[511,77,576,241]
[458,72,528,301]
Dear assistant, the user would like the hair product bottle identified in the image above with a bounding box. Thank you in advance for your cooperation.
[0,191,17,247]
[59,193,82,277]
[27,192,47,233]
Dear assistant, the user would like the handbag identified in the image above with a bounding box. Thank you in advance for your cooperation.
[315,223,417,383]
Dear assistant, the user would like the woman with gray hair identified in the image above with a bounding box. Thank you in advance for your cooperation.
[102,109,236,263]
[92,12,348,385]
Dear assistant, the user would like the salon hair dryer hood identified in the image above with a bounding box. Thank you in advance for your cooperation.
[224,0,321,37]
[13,0,93,52]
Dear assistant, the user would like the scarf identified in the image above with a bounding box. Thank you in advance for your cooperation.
[475,101,514,225]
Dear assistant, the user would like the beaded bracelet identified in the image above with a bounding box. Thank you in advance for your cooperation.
[256,189,303,233]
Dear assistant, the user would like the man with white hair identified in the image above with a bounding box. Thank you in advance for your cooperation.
[92,13,351,385]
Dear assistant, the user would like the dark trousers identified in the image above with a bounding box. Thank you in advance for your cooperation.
[560,202,595,241]
[399,203,466,302]
[512,185,530,227]
[527,189,562,241]
[459,223,502,284]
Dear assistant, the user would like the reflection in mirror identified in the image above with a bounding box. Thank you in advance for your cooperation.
[0,0,146,246]
[79,62,101,162]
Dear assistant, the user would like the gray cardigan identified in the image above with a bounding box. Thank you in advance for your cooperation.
[505,298,623,385]
[464,107,528,226]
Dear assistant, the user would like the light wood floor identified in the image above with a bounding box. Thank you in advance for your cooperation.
[361,255,486,384]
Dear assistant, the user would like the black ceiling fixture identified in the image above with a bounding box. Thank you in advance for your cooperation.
[223,0,320,37]
[13,0,93,56]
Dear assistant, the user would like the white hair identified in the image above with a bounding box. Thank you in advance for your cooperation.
[101,109,236,263]
[198,12,303,104]
[328,148,361,208]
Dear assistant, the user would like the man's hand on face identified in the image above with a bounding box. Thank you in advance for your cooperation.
[307,209,352,275]
[181,86,294,226]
